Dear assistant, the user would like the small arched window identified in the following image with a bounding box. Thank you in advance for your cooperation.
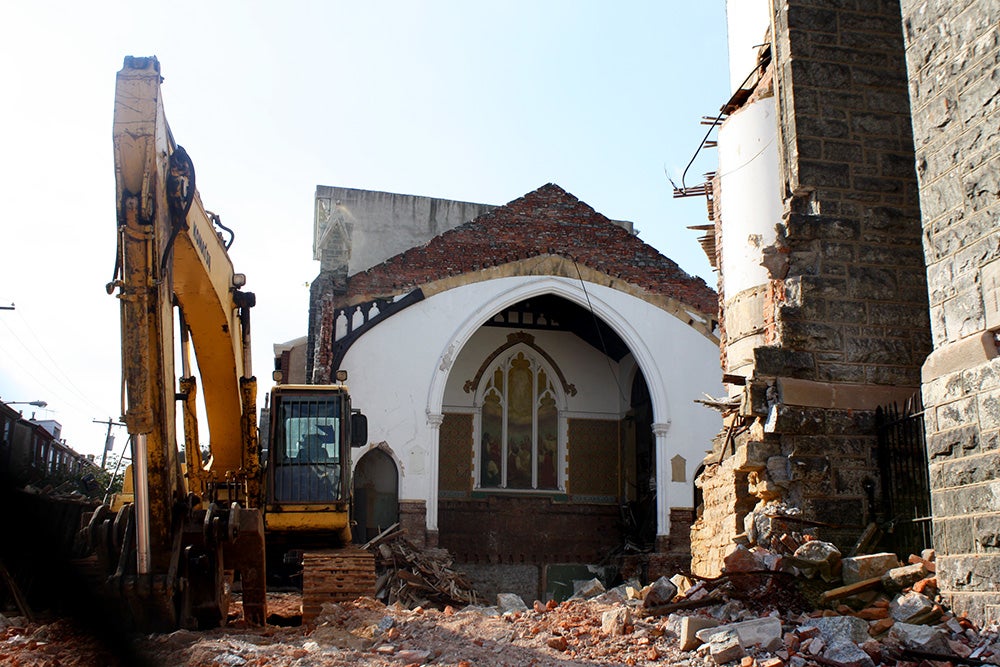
[478,349,560,490]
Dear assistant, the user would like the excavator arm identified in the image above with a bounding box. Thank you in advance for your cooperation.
[95,56,266,629]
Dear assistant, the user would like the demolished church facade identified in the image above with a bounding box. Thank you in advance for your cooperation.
[294,184,722,599]
[695,0,999,624]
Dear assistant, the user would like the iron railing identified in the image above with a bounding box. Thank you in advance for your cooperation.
[874,395,933,559]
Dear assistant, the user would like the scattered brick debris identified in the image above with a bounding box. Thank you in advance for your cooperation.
[4,538,999,666]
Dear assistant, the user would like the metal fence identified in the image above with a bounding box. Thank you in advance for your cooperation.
[874,394,933,559]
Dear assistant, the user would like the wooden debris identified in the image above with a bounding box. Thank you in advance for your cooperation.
[0,558,34,622]
[818,575,884,604]
[362,530,480,609]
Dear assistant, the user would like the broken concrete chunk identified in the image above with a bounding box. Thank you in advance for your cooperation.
[671,573,694,596]
[496,593,528,614]
[723,544,767,572]
[841,552,900,585]
[708,629,746,665]
[887,621,950,653]
[680,616,721,651]
[889,591,935,623]
[792,540,842,580]
[594,587,627,605]
[571,578,606,599]
[823,640,876,667]
[794,540,840,561]
[696,616,783,651]
[642,576,678,609]
[881,563,927,592]
[601,607,632,636]
[802,615,870,645]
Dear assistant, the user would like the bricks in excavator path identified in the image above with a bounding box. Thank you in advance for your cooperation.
[301,546,377,623]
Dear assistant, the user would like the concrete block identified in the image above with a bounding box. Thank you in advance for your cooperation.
[680,616,720,651]
[696,616,783,651]
[708,629,746,664]
[890,591,935,623]
[802,615,869,645]
[841,553,900,585]
[823,641,876,667]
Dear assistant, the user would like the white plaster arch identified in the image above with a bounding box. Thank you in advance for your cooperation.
[353,439,405,477]
[426,275,671,428]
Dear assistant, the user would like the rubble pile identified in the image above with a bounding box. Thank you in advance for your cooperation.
[4,509,1000,666]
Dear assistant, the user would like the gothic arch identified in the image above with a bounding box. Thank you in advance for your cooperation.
[426,276,671,426]
[424,275,683,536]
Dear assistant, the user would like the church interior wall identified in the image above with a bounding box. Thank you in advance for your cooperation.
[330,274,720,595]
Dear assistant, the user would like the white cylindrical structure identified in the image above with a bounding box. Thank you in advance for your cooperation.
[726,0,772,93]
[717,97,781,296]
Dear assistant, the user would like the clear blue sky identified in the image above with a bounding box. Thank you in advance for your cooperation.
[0,1,729,457]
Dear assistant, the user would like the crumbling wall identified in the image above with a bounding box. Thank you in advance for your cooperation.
[693,0,931,575]
[900,0,1000,624]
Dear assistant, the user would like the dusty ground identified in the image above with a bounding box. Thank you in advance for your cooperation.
[0,593,690,667]
[3,590,1000,667]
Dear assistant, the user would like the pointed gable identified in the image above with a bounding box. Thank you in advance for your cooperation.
[343,183,717,316]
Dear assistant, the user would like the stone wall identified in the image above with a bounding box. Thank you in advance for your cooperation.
[693,0,931,575]
[901,0,1000,624]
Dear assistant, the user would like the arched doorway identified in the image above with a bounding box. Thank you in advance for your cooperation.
[623,369,656,550]
[352,448,399,544]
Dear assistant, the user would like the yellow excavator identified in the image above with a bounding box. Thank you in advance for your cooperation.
[88,56,371,631]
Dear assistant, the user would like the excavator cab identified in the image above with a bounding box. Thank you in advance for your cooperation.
[263,384,371,592]
[271,399,343,502]
[263,385,366,541]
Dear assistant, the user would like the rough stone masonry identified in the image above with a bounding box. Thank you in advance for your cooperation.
[901,0,1000,625]
[692,0,932,599]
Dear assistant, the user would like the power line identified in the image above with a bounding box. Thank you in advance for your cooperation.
[15,310,109,414]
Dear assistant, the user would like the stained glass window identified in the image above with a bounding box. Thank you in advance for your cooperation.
[477,349,560,490]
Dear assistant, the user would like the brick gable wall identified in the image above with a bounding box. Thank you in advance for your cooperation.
[342,183,717,316]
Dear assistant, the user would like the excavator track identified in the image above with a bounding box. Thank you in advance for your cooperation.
[301,546,376,622]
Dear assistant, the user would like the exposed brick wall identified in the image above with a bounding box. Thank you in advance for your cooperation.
[338,184,717,316]
[399,499,428,549]
[438,496,620,565]
[901,0,1000,624]
[307,270,345,383]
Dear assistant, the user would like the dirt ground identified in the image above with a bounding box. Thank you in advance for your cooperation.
[3,590,1000,667]
[0,592,735,667]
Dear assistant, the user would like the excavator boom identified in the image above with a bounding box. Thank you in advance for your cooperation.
[93,56,266,629]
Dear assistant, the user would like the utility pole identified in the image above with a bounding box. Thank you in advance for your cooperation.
[94,417,127,468]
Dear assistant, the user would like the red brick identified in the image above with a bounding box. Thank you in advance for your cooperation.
[341,184,717,315]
